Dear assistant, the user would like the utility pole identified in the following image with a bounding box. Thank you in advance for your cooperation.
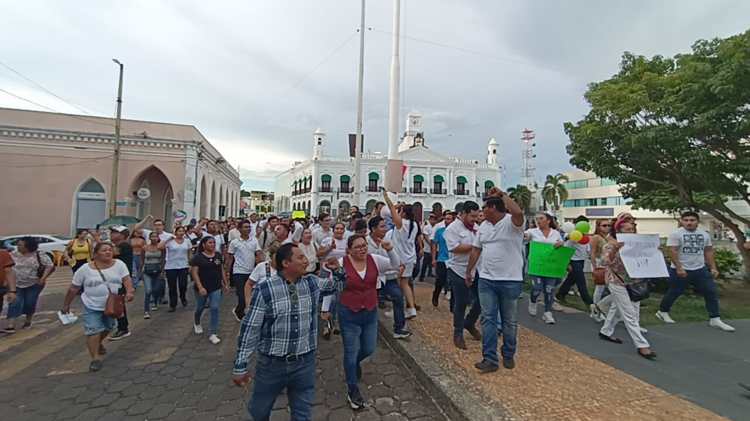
[109,59,124,218]
[385,0,402,194]
[353,0,366,209]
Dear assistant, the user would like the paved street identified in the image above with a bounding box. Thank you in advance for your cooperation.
[0,281,445,421]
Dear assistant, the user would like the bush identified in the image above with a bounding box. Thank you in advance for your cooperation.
[714,248,741,279]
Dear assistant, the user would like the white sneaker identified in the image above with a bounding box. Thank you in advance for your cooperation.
[639,327,648,334]
[528,300,538,316]
[552,302,564,312]
[405,307,417,319]
[709,317,736,332]
[655,311,676,324]
[208,334,221,344]
[542,312,556,324]
[193,324,203,334]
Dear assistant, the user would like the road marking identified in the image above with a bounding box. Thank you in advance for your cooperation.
[132,346,178,366]
[0,327,46,353]
[0,325,80,381]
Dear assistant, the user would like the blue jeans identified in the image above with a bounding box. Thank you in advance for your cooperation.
[249,351,316,421]
[530,276,558,312]
[339,306,378,388]
[449,269,481,338]
[379,278,406,332]
[7,283,43,319]
[194,289,222,334]
[132,255,142,289]
[82,305,115,336]
[142,272,157,313]
[660,266,720,318]
[478,279,522,365]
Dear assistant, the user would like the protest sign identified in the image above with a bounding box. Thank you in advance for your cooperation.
[616,233,669,279]
[528,241,575,278]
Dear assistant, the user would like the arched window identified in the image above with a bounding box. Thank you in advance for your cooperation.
[340,175,351,193]
[456,176,468,195]
[367,172,379,192]
[412,175,424,194]
[433,175,444,194]
[75,178,106,230]
[321,174,332,192]
[484,180,495,193]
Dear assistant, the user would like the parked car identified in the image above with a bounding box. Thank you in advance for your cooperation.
[0,234,71,254]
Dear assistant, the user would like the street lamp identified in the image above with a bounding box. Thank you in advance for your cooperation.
[109,59,124,217]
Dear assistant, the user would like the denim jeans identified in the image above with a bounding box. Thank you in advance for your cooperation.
[339,306,378,388]
[7,283,43,318]
[142,272,157,313]
[433,262,448,302]
[449,269,481,338]
[419,252,433,279]
[132,255,142,289]
[153,275,166,304]
[249,351,316,421]
[166,268,189,308]
[660,266,720,318]
[379,278,406,332]
[530,276,558,312]
[232,273,251,318]
[558,260,593,305]
[194,289,222,334]
[478,279,522,365]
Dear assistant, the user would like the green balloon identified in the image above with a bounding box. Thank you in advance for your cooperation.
[575,221,591,234]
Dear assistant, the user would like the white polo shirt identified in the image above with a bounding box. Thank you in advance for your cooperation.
[228,237,259,275]
[473,214,525,281]
[443,220,477,276]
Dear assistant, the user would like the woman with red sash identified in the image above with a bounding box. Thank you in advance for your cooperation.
[328,233,400,410]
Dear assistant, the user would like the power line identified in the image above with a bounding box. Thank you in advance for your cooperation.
[0,60,102,115]
[285,31,359,94]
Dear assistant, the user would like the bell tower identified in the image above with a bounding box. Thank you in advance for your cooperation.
[487,137,499,166]
[312,128,325,160]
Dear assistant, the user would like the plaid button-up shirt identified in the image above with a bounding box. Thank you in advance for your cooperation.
[233,270,341,375]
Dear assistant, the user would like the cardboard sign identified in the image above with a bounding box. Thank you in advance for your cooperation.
[616,234,669,279]
[528,241,575,279]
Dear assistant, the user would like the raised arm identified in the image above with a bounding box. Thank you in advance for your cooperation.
[133,215,152,232]
[383,190,402,229]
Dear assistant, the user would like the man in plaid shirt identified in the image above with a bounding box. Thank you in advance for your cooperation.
[232,243,342,420]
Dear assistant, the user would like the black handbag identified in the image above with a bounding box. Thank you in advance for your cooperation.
[615,272,650,302]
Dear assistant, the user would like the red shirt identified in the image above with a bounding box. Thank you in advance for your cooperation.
[0,249,14,288]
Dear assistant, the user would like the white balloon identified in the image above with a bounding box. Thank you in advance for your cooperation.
[562,222,576,234]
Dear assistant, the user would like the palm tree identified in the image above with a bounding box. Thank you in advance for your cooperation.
[507,184,532,215]
[542,173,569,211]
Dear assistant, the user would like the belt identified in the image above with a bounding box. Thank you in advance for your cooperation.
[261,350,313,362]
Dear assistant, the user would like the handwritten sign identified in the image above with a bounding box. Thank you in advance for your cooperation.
[528,241,575,279]
[617,234,669,279]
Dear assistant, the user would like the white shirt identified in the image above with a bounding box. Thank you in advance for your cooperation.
[564,239,590,261]
[72,260,130,311]
[202,231,225,251]
[367,235,401,283]
[164,239,191,270]
[321,237,347,260]
[249,261,277,284]
[422,223,433,252]
[443,220,477,276]
[291,221,305,243]
[143,230,173,243]
[525,228,563,245]
[393,219,418,265]
[299,242,318,273]
[228,237,259,274]
[312,227,333,247]
[473,214,525,281]
[667,227,712,270]
[430,221,445,242]
[228,228,241,243]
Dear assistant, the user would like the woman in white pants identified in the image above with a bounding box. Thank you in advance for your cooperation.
[590,219,613,321]
[598,218,656,360]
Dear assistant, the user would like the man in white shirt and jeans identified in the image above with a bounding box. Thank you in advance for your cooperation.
[656,211,735,332]
[466,189,525,373]
[227,220,263,321]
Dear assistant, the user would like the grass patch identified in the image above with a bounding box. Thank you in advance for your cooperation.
[548,278,750,326]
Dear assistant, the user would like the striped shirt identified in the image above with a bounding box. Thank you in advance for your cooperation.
[232,271,341,375]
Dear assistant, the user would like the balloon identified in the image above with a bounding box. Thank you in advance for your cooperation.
[568,230,583,242]
[575,221,591,234]
[562,222,576,234]
[579,235,591,245]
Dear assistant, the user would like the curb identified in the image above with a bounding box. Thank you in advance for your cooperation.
[377,313,513,421]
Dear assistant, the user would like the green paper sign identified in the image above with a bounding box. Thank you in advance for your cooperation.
[527,241,575,279]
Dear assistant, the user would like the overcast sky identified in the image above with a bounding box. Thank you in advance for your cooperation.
[2,1,748,191]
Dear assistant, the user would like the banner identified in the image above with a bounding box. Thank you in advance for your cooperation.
[616,234,669,279]
[527,241,575,279]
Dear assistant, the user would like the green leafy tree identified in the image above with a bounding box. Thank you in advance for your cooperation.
[564,29,750,276]
[508,184,532,215]
[542,174,569,211]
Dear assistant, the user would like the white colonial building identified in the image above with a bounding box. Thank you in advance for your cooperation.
[274,113,502,220]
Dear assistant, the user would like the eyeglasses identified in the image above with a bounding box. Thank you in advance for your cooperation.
[351,243,368,250]
[601,224,612,227]
[286,282,299,305]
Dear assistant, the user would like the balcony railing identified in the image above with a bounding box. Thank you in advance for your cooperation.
[366,186,380,192]
[431,188,447,195]
[454,189,469,196]
[410,187,427,194]
[319,187,332,193]
[338,187,353,193]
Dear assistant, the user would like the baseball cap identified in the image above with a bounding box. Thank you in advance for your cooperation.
[110,225,129,233]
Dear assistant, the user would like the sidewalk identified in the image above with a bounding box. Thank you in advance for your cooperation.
[0,286,445,421]
[383,283,727,421]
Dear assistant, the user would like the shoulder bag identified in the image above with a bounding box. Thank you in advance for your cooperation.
[95,262,126,318]
[613,271,650,302]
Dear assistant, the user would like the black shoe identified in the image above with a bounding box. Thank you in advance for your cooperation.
[637,349,657,360]
[181,299,188,307]
[161,300,168,305]
[393,329,412,339]
[598,332,623,344]
[453,336,467,350]
[89,360,103,372]
[109,330,131,341]
[474,360,499,373]
[502,358,515,369]
[168,307,176,313]
[465,326,482,341]
[431,292,439,308]
[347,386,366,410]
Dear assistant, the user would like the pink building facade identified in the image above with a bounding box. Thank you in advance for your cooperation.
[0,108,241,236]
